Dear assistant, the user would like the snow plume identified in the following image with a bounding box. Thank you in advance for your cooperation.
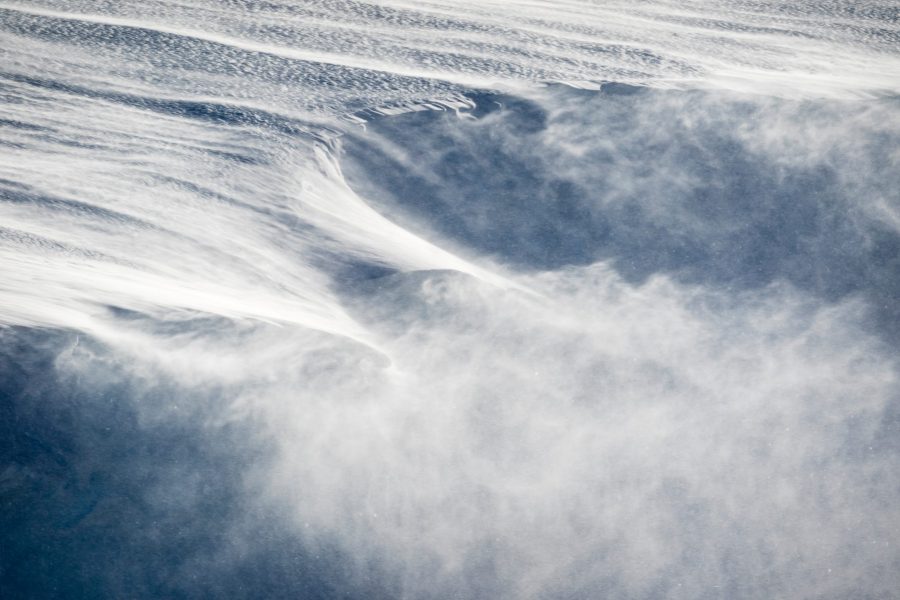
[2,1,899,598]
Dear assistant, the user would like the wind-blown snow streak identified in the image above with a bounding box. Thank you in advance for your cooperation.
[1,0,897,331]
[1,1,899,598]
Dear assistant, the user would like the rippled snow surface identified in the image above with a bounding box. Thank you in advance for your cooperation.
[2,2,899,598]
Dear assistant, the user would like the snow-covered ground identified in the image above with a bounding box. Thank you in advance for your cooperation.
[1,1,899,597]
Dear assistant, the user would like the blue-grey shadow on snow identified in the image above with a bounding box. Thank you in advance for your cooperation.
[340,84,900,337]
[0,325,395,600]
